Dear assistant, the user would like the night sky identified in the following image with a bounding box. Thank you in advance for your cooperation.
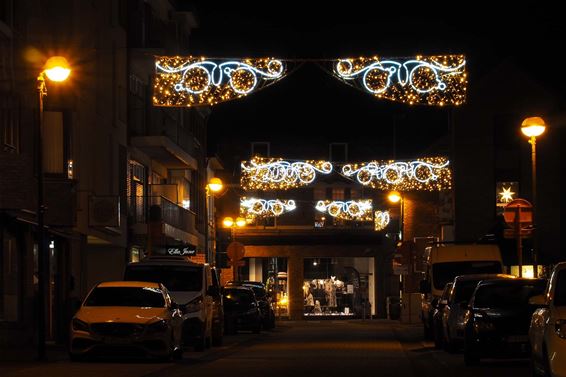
[187,3,566,158]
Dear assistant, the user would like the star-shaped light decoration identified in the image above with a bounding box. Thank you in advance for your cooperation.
[499,187,515,203]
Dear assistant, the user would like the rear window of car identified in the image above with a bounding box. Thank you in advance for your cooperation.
[125,265,203,292]
[84,287,165,307]
[454,280,482,303]
[554,270,566,306]
[473,281,546,309]
[223,289,254,308]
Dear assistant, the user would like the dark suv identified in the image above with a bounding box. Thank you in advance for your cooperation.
[226,281,275,329]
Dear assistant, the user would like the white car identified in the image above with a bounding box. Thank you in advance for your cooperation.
[529,262,566,377]
[69,281,183,360]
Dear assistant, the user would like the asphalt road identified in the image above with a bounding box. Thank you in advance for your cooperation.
[0,320,531,377]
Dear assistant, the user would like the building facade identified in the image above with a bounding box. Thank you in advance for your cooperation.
[0,0,217,358]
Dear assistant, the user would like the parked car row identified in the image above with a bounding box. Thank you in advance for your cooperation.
[68,256,276,361]
[426,261,566,377]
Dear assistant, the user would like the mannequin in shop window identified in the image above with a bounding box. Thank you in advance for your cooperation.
[324,278,337,308]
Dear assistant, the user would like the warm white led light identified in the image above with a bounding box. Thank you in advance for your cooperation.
[240,197,297,218]
[315,200,373,221]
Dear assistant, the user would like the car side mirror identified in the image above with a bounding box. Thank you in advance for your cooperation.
[528,294,548,308]
[170,302,179,310]
[419,280,431,294]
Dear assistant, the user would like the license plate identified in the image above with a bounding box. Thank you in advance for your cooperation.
[507,335,528,343]
[104,337,131,345]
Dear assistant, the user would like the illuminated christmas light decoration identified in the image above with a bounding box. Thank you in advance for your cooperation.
[240,197,297,218]
[153,56,286,107]
[499,187,515,203]
[374,211,390,231]
[334,55,467,106]
[241,157,333,191]
[341,157,451,191]
[315,200,373,221]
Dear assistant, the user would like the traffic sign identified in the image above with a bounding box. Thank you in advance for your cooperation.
[503,199,533,227]
[226,241,245,261]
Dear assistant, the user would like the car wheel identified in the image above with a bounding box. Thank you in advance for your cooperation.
[433,326,443,349]
[212,334,223,346]
[253,321,261,334]
[194,334,206,352]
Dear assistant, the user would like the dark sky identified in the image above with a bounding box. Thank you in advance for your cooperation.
[186,3,565,158]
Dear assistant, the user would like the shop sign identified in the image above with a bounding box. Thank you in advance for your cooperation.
[167,246,197,256]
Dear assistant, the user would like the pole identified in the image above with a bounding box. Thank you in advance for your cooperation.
[530,137,538,278]
[204,187,210,264]
[36,74,47,360]
[515,206,522,278]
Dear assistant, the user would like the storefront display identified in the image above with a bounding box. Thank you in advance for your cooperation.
[303,276,355,317]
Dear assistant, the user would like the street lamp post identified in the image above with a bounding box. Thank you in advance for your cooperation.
[36,56,71,360]
[222,216,246,281]
[205,177,223,264]
[388,190,404,301]
[521,116,547,278]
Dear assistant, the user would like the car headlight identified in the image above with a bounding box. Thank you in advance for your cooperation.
[555,319,566,339]
[72,318,89,332]
[147,319,168,333]
[185,296,203,313]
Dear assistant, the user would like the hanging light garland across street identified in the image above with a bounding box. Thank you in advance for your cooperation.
[374,210,391,231]
[240,197,297,219]
[241,157,333,191]
[153,56,286,107]
[315,200,373,221]
[341,157,452,191]
[334,55,467,106]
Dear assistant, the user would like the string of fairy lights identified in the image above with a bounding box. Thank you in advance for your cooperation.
[239,197,390,229]
[153,54,467,107]
[240,156,452,191]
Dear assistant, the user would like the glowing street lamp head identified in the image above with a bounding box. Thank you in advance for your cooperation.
[223,217,234,228]
[521,117,547,138]
[43,56,71,82]
[207,177,223,193]
[235,217,246,227]
[388,191,402,204]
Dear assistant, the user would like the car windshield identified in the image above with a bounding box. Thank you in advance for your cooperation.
[554,270,566,306]
[432,261,501,291]
[454,280,483,303]
[125,265,202,291]
[473,281,546,309]
[84,287,165,307]
[224,289,253,308]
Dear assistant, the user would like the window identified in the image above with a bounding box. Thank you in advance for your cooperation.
[332,188,344,200]
[329,143,348,162]
[1,230,20,322]
[251,142,270,157]
[1,93,19,153]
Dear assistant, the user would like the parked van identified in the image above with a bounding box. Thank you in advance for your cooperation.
[124,256,223,351]
[419,243,503,339]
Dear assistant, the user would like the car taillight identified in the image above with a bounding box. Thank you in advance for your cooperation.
[555,319,566,339]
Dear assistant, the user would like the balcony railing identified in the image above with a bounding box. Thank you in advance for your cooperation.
[128,195,193,232]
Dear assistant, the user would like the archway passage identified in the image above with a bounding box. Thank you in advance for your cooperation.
[152,55,467,107]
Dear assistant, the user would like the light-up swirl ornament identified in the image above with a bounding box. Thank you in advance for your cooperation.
[153,56,286,107]
[315,200,373,221]
[334,55,467,106]
[341,157,451,191]
[374,211,390,231]
[240,198,297,218]
[241,157,333,190]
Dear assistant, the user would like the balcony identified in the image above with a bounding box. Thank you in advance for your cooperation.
[130,136,197,169]
[129,196,199,246]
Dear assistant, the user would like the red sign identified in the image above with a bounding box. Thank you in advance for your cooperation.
[226,242,245,261]
[503,199,533,227]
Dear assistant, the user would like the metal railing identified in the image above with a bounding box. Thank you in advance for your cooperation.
[128,195,192,231]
